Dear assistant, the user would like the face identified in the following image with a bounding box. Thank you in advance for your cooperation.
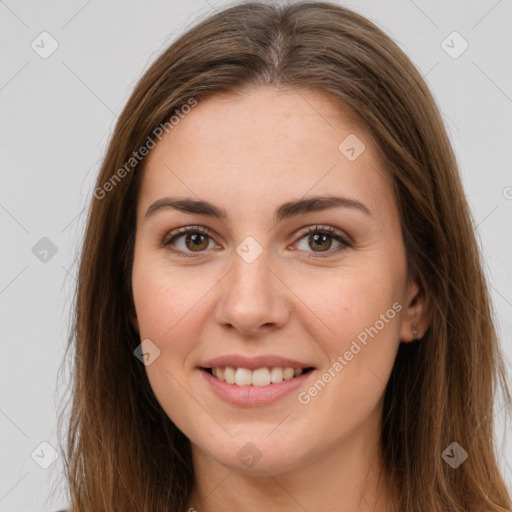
[130,86,426,476]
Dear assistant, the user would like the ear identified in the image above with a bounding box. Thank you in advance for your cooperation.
[399,274,431,343]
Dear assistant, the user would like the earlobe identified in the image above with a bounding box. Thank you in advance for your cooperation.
[400,275,430,343]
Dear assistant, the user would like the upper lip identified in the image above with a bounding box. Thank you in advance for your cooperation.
[200,354,315,370]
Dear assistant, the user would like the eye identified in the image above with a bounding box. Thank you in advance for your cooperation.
[161,224,352,259]
[162,226,218,258]
[293,225,351,257]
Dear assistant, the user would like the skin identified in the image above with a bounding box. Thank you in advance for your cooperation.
[130,86,429,511]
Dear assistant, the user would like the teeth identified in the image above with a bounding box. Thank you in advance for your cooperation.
[283,367,295,380]
[210,366,307,386]
[270,367,283,383]
[235,368,252,386]
[224,366,236,384]
[251,368,270,386]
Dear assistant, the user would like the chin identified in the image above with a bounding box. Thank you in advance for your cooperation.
[215,447,304,476]
[194,430,309,476]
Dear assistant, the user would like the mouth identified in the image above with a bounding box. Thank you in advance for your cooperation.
[201,366,315,386]
[198,355,317,405]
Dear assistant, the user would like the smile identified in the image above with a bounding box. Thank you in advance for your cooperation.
[199,366,316,407]
[204,366,314,386]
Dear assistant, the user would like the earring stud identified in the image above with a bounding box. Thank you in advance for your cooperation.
[412,322,419,341]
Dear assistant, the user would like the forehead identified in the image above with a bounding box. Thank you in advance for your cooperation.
[137,87,392,219]
[153,87,366,157]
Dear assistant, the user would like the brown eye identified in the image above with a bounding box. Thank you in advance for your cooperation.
[294,225,351,257]
[308,232,333,252]
[163,226,216,257]
[183,233,209,251]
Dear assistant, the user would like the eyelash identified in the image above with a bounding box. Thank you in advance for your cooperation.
[161,225,352,259]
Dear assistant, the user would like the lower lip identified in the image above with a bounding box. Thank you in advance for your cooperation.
[200,369,315,406]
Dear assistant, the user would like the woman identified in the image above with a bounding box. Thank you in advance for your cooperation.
[57,1,512,511]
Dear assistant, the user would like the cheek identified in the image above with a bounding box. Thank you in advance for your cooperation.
[131,254,210,341]
[292,262,403,398]
[292,266,402,344]
[131,256,211,431]
[292,274,402,429]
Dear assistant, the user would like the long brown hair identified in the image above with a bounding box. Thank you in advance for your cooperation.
[56,1,512,510]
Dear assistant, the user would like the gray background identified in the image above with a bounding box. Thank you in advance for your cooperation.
[1,0,511,510]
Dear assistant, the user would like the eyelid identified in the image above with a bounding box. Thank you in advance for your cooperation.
[161,224,352,258]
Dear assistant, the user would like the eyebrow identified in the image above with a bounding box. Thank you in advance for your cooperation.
[144,195,372,222]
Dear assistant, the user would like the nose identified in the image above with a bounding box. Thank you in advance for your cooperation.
[215,248,290,336]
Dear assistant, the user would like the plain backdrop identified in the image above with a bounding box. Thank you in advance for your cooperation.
[1,0,511,510]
